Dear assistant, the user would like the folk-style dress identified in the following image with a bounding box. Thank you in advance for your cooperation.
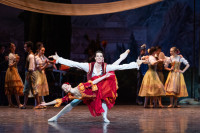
[164,56,189,97]
[139,55,165,97]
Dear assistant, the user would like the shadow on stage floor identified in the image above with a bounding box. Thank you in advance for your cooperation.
[0,105,200,133]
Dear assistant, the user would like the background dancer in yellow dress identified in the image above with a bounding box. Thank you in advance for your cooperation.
[164,47,190,108]
[35,46,50,105]
[139,47,165,108]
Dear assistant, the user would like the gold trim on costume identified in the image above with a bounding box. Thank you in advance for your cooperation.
[88,80,98,91]
[54,99,62,107]
[78,83,96,100]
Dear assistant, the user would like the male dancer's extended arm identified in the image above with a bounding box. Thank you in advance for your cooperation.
[49,52,89,72]
[56,57,89,72]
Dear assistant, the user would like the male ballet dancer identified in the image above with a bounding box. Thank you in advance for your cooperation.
[47,49,140,122]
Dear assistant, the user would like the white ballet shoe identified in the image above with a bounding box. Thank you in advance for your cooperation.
[48,116,58,122]
[103,118,110,123]
[102,102,110,123]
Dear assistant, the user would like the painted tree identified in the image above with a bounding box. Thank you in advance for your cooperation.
[128,32,138,62]
[114,42,127,64]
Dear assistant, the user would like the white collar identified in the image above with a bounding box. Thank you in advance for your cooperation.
[93,65,102,76]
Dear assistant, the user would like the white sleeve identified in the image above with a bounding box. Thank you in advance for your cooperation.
[180,57,189,65]
[56,57,89,72]
[106,62,139,72]
[29,55,35,71]
[164,57,171,68]
[149,56,157,65]
[8,53,14,65]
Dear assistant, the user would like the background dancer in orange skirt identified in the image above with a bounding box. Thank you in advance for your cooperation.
[139,47,165,108]
[4,43,24,108]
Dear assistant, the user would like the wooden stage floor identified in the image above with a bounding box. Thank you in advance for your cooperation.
[0,105,200,133]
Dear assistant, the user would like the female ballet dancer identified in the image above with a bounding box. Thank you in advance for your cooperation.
[4,43,24,108]
[35,46,50,106]
[139,47,165,108]
[42,72,115,121]
[164,47,189,108]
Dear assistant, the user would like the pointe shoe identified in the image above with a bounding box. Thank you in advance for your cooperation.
[149,104,154,108]
[18,104,26,109]
[174,105,181,108]
[159,105,164,108]
[48,116,58,122]
[34,105,45,109]
[103,118,110,123]
[144,104,148,108]
[136,100,143,106]
[167,104,173,108]
[9,104,16,108]
[41,102,47,108]
[120,49,130,60]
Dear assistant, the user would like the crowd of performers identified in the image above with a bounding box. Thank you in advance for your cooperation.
[136,45,189,108]
[0,42,56,109]
[0,41,190,123]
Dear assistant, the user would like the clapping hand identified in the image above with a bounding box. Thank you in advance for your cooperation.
[170,66,174,71]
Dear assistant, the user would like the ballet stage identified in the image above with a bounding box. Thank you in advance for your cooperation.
[0,105,199,133]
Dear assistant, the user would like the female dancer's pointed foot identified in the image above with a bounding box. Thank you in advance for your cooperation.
[48,116,58,122]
